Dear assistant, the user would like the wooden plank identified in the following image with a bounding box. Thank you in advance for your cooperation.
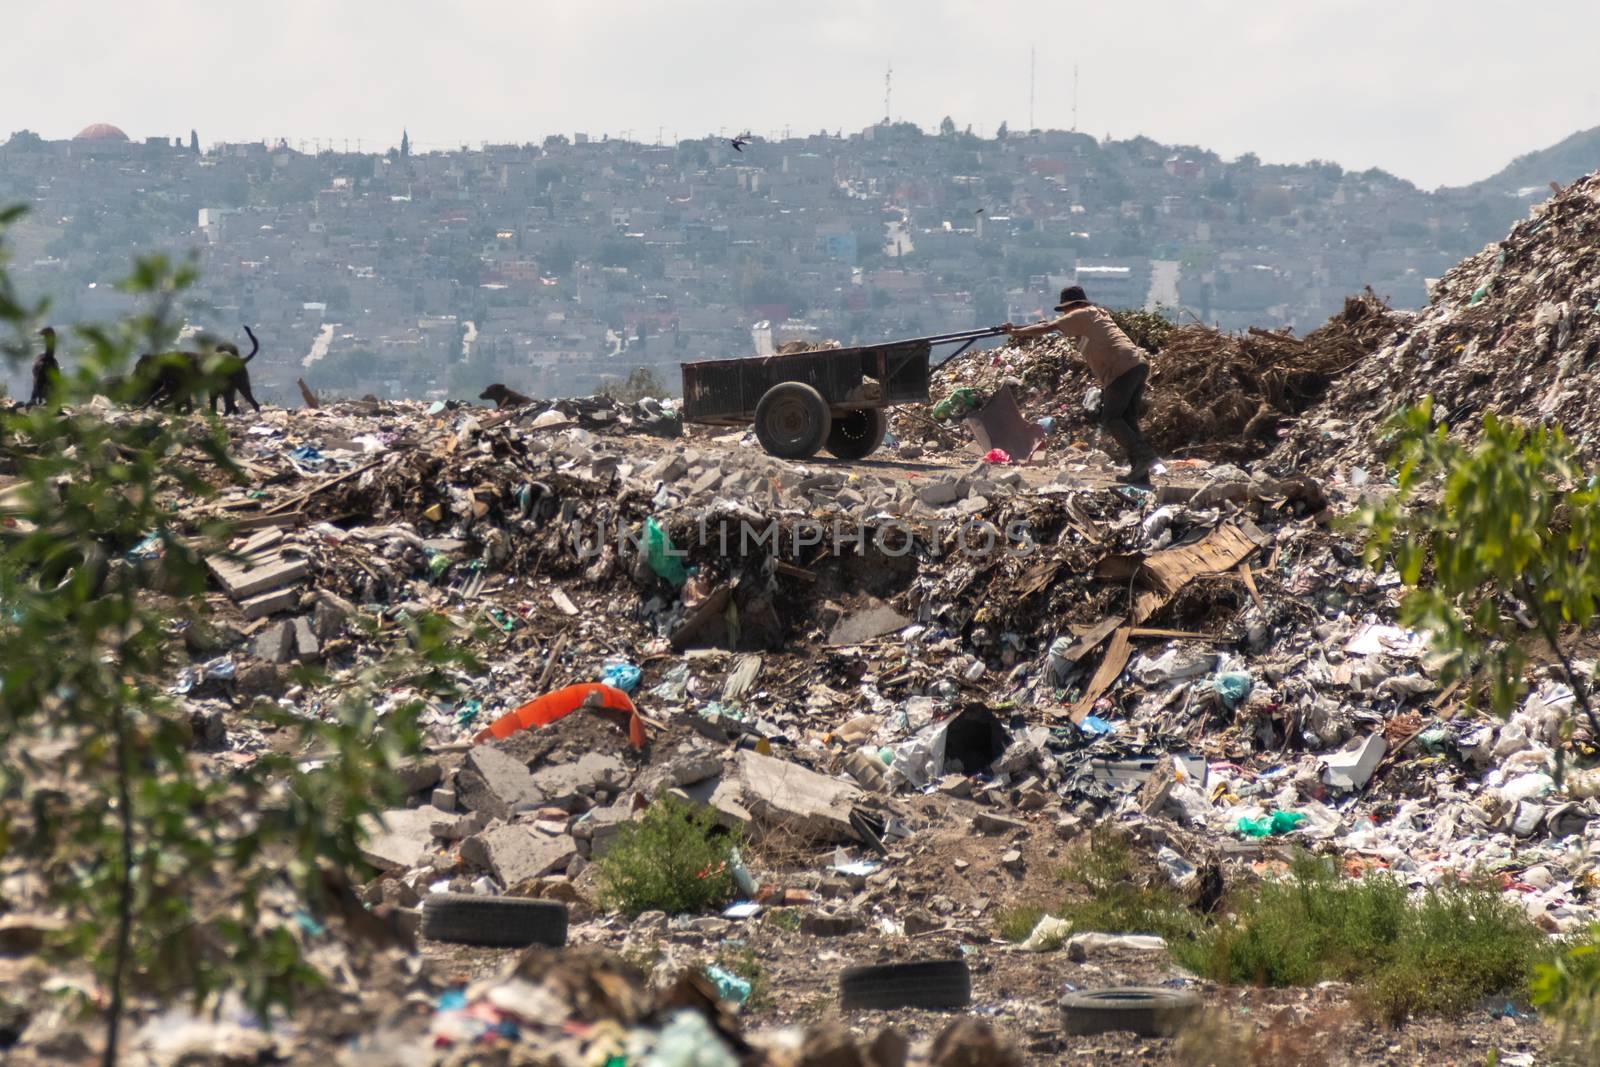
[1068,626,1133,723]
[1239,563,1265,610]
[265,459,385,516]
[1129,627,1213,640]
[224,511,304,533]
[1055,617,1122,665]
[1131,523,1264,624]
[772,559,817,582]
[237,528,285,557]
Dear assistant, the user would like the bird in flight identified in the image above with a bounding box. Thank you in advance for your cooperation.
[730,133,750,152]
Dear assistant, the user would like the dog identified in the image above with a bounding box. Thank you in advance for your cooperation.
[207,326,261,415]
[132,326,261,414]
[132,350,198,411]
[480,382,533,410]
[27,326,61,408]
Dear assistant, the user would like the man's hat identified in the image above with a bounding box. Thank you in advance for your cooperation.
[1055,285,1089,311]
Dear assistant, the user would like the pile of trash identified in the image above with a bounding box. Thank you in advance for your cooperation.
[897,291,1404,463]
[1285,173,1600,474]
[1,275,1597,1061]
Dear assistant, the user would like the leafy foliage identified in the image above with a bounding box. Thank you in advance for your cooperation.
[1173,856,1544,1023]
[1108,306,1175,353]
[598,366,667,403]
[0,204,469,1062]
[995,834,1199,945]
[1354,401,1600,733]
[596,796,738,918]
[1532,925,1600,1062]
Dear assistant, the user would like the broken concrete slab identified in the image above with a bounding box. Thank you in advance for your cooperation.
[240,587,300,620]
[527,752,628,810]
[734,749,861,843]
[460,824,576,885]
[252,619,295,664]
[571,803,634,858]
[916,479,964,507]
[1321,734,1387,791]
[394,757,443,795]
[800,910,863,937]
[972,811,1027,835]
[643,454,689,483]
[635,743,725,798]
[456,745,544,820]
[292,616,321,660]
[358,805,445,871]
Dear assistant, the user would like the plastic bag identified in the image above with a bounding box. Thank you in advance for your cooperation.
[1212,671,1253,709]
[702,965,751,1006]
[1236,810,1306,837]
[932,388,983,421]
[601,661,642,694]
[644,517,688,586]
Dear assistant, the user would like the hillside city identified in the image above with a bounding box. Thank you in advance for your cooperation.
[0,119,1585,404]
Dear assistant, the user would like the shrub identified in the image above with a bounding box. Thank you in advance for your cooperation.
[994,834,1199,945]
[596,797,738,917]
[1175,856,1545,1023]
[1531,925,1600,1062]
[0,204,470,1065]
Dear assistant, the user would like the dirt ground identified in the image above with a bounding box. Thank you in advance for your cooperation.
[419,807,1551,1066]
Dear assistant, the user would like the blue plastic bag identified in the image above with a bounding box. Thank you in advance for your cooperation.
[601,661,642,694]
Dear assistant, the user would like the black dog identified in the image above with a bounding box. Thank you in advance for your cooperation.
[132,326,261,414]
[208,326,261,415]
[27,326,60,408]
[132,350,199,412]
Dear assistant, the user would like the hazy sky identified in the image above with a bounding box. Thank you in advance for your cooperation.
[4,0,1596,188]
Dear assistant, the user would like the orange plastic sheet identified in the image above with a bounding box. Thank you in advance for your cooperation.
[473,683,645,749]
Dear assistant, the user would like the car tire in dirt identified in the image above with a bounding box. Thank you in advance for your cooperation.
[755,381,832,459]
[824,407,888,461]
[839,959,971,1011]
[1059,986,1202,1037]
[420,893,568,948]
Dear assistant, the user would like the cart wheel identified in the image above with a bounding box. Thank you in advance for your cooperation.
[755,382,832,459]
[825,408,888,461]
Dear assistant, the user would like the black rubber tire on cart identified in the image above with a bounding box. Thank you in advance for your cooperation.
[825,407,889,461]
[839,959,971,1011]
[754,381,832,459]
[421,893,568,948]
[1059,986,1202,1037]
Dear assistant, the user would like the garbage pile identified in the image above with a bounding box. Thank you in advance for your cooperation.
[895,291,1404,463]
[2,292,1598,1061]
[1285,172,1600,474]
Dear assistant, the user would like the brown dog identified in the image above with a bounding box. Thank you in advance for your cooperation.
[480,383,533,409]
[27,327,61,408]
[208,326,261,415]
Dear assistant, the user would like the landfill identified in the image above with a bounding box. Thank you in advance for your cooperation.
[1284,171,1600,474]
[8,186,1600,1065]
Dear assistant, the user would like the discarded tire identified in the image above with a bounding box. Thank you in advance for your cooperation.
[755,381,832,459]
[1059,986,1201,1037]
[839,959,971,1011]
[421,893,567,948]
[825,407,888,461]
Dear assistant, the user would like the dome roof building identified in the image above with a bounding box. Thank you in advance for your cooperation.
[73,123,129,142]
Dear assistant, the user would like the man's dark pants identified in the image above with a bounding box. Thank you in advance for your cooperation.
[1099,363,1156,470]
